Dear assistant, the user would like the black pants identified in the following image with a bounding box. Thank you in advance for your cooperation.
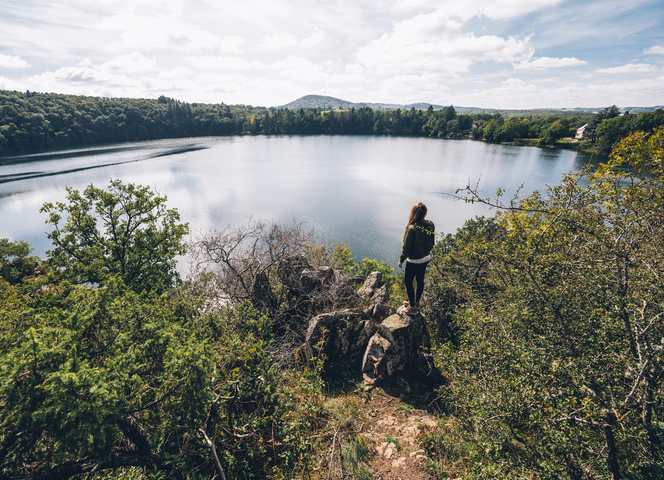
[404,260,429,307]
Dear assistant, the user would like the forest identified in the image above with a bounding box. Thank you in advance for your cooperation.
[0,114,662,479]
[2,89,664,157]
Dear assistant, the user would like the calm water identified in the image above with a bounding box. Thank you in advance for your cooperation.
[0,135,596,268]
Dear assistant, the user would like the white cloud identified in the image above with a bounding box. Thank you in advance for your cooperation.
[356,10,532,75]
[0,0,661,108]
[379,74,450,104]
[36,66,136,87]
[0,76,28,92]
[345,64,365,75]
[416,0,566,21]
[476,0,566,19]
[158,66,194,80]
[219,36,246,55]
[269,55,327,82]
[0,54,30,69]
[186,55,253,72]
[258,32,298,51]
[99,12,223,54]
[597,63,658,74]
[644,45,664,55]
[515,56,587,70]
[449,72,664,109]
[99,52,158,73]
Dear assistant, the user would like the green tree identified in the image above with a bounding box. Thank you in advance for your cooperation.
[542,118,570,144]
[583,105,621,143]
[41,179,188,291]
[428,128,664,479]
[0,239,40,284]
[0,274,328,479]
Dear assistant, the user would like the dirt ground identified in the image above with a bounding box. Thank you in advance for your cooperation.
[355,388,456,480]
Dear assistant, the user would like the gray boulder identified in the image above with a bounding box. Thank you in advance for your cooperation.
[358,271,384,299]
[305,310,378,367]
[362,307,431,388]
[357,271,395,322]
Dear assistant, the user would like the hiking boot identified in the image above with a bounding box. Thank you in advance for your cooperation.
[403,305,418,315]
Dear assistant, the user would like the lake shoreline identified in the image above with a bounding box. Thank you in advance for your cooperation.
[1,136,598,268]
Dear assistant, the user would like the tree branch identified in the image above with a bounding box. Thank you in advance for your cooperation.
[199,429,227,480]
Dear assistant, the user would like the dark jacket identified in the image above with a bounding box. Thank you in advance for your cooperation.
[400,219,435,263]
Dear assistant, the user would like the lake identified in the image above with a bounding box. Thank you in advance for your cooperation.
[0,135,597,269]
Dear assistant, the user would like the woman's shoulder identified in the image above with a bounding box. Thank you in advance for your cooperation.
[417,219,435,231]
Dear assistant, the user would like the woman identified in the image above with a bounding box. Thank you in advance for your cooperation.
[398,202,435,314]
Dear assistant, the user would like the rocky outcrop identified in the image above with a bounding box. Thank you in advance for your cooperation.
[305,310,377,367]
[361,307,431,389]
[357,271,396,322]
[302,271,430,387]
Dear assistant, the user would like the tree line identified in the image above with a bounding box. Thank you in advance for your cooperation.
[2,89,663,156]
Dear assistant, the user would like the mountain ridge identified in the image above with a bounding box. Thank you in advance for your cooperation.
[277,94,663,116]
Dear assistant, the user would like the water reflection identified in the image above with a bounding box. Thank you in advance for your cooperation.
[0,136,599,267]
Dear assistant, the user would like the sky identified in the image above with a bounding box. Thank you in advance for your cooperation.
[0,0,663,109]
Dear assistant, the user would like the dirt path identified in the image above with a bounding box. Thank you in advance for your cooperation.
[356,389,446,480]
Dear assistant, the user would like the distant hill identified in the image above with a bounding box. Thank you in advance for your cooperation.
[278,95,360,110]
[278,95,447,111]
[277,95,663,117]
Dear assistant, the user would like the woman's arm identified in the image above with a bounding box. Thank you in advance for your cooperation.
[399,227,414,264]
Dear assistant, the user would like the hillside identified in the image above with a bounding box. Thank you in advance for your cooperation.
[278,94,447,111]
[278,94,663,117]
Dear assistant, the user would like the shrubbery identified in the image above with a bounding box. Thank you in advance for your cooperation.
[0,182,382,479]
[424,128,664,479]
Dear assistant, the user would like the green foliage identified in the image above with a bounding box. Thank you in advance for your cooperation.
[340,435,374,480]
[583,106,664,155]
[395,404,413,414]
[427,128,664,478]
[2,187,382,478]
[384,435,401,449]
[4,89,660,156]
[0,89,255,154]
[41,179,188,292]
[0,274,333,479]
[0,238,40,284]
[0,89,619,157]
[331,243,403,307]
[5,124,664,479]
[332,243,394,284]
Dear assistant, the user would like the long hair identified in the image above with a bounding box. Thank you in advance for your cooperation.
[402,202,428,243]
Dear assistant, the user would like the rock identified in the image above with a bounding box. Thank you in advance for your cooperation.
[362,308,431,388]
[358,271,383,299]
[358,272,396,322]
[279,256,361,311]
[329,272,362,309]
[279,255,312,296]
[377,442,396,459]
[305,310,378,367]
[371,283,390,305]
[365,283,395,322]
[392,456,407,468]
[301,266,335,291]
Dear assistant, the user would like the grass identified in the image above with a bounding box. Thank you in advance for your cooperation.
[385,435,401,449]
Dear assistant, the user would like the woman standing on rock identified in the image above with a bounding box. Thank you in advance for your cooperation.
[398,202,435,314]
